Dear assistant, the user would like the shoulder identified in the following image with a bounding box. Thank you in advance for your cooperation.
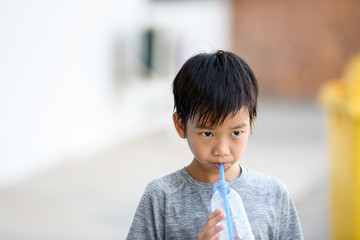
[127,169,188,240]
[242,167,290,200]
[240,168,303,239]
[247,168,287,190]
[144,168,188,198]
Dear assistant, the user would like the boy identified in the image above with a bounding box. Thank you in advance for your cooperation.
[126,50,303,239]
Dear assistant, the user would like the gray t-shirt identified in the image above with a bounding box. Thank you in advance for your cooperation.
[126,166,303,239]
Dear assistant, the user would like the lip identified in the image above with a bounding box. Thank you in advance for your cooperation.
[212,163,229,169]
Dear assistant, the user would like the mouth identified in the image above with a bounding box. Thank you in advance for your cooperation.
[212,163,229,169]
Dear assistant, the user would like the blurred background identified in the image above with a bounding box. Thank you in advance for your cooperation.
[1,0,360,239]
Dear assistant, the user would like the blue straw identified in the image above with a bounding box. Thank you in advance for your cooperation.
[219,164,234,240]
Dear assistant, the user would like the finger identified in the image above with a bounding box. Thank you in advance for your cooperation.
[205,209,226,231]
[201,223,225,240]
[197,224,225,240]
[198,209,226,239]
[210,223,226,239]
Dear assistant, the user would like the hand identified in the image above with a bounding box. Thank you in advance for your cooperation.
[197,209,226,240]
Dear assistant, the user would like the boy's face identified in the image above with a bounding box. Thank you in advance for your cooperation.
[173,108,251,183]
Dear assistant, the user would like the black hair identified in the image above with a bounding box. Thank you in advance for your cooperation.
[172,50,259,130]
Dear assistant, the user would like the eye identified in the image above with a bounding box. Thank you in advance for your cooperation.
[231,131,242,137]
[201,132,213,137]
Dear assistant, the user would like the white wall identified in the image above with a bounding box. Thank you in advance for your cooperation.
[148,0,232,68]
[0,0,231,188]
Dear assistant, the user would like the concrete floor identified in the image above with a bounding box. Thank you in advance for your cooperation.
[0,100,330,239]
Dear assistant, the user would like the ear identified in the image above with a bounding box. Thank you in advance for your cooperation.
[249,114,255,134]
[173,113,186,139]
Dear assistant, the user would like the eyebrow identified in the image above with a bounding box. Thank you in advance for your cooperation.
[229,123,249,130]
[195,122,248,130]
[195,123,214,130]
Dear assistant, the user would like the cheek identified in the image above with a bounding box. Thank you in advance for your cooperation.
[234,146,245,157]
[232,139,248,157]
[187,138,208,158]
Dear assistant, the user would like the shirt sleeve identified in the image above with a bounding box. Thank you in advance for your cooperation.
[277,188,304,240]
[126,181,166,240]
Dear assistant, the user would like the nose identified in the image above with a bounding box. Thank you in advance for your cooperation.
[212,139,230,157]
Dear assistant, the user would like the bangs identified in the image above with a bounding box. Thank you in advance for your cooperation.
[189,102,246,130]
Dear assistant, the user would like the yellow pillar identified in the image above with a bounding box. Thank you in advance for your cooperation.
[319,53,360,239]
